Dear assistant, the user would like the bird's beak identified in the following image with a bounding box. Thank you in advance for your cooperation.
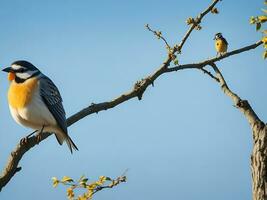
[2,67,15,81]
[213,36,216,40]
[2,67,12,73]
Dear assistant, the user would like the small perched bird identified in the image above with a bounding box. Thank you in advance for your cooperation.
[2,60,78,153]
[214,32,228,56]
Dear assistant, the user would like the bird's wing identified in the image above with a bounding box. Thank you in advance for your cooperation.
[39,75,68,134]
[222,37,228,45]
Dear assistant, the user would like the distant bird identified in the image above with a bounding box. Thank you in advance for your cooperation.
[2,60,78,153]
[214,32,228,56]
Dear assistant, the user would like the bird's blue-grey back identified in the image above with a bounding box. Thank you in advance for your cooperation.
[39,75,68,135]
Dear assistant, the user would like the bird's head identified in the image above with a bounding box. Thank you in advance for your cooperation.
[214,32,223,40]
[2,60,40,83]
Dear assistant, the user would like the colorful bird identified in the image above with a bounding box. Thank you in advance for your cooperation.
[214,33,228,56]
[2,60,78,153]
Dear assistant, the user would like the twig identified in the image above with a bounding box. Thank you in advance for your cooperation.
[145,24,171,49]
[92,175,126,195]
[209,62,261,127]
[176,0,221,53]
[199,68,219,82]
[55,174,126,199]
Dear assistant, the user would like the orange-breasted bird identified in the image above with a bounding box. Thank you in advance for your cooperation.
[2,60,78,153]
[214,32,228,56]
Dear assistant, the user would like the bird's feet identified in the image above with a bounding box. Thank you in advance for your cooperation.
[36,133,42,144]
[36,125,45,144]
[20,130,38,146]
[20,137,29,146]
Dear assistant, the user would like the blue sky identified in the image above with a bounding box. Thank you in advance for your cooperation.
[0,0,266,199]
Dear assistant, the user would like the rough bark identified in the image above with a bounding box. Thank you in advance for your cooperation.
[251,124,267,200]
[210,63,267,200]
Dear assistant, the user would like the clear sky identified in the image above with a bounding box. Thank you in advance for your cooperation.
[0,0,266,199]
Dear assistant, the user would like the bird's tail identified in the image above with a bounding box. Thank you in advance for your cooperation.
[65,136,79,154]
[55,131,79,154]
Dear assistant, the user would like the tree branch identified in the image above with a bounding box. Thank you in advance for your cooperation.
[92,175,127,196]
[166,40,263,73]
[177,0,221,52]
[209,62,262,128]
[199,67,219,82]
[145,24,171,50]
[54,173,127,199]
[0,132,51,191]
[67,40,263,128]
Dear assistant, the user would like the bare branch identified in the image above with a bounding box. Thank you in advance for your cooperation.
[199,68,219,82]
[67,40,263,127]
[145,24,171,50]
[210,62,262,127]
[0,132,51,191]
[201,40,263,65]
[166,40,263,73]
[176,0,221,53]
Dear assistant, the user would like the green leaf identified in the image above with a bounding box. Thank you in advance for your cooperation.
[80,178,88,184]
[78,175,86,182]
[79,177,88,188]
[256,22,262,31]
[259,15,267,23]
[250,16,256,24]
[61,176,73,183]
[52,177,59,188]
[79,182,87,188]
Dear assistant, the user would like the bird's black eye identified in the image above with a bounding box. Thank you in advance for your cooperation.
[16,68,27,73]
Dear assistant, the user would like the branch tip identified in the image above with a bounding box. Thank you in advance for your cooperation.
[145,24,171,49]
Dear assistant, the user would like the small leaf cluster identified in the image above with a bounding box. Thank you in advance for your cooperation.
[145,24,162,40]
[250,15,267,31]
[186,17,202,30]
[250,1,267,59]
[52,175,126,200]
[211,7,219,14]
[145,24,171,49]
[145,23,178,63]
[155,31,162,39]
[186,17,194,25]
[165,44,180,65]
